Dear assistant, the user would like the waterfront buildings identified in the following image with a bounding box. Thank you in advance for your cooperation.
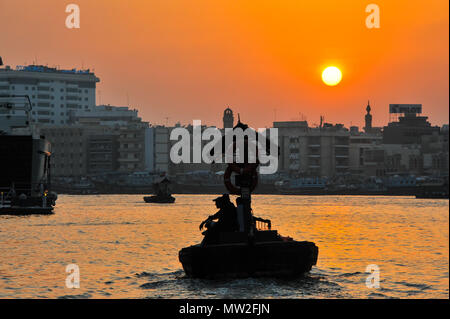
[40,124,117,177]
[40,105,151,177]
[275,103,449,179]
[2,60,447,181]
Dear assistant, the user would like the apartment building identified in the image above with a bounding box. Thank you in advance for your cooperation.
[274,121,350,177]
[0,65,99,125]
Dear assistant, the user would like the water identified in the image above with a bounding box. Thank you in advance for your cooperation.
[0,195,448,299]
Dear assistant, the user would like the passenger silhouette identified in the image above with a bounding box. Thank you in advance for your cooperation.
[199,194,238,245]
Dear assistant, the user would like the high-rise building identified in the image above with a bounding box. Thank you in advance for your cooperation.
[0,64,99,125]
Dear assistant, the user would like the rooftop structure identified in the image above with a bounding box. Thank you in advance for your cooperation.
[383,105,440,144]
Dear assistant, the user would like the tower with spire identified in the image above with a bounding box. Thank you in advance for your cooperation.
[223,107,234,129]
[364,101,373,133]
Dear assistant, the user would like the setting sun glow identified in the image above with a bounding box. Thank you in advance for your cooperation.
[322,66,342,86]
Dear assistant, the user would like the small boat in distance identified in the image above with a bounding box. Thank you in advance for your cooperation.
[143,176,175,203]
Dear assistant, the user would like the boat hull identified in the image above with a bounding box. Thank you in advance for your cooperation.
[0,206,54,215]
[179,240,318,278]
[143,195,176,203]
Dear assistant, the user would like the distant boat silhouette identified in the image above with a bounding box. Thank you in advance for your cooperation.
[143,176,175,204]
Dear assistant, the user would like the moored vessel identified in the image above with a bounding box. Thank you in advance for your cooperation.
[0,92,57,215]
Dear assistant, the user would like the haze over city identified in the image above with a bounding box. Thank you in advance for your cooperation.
[1,0,448,128]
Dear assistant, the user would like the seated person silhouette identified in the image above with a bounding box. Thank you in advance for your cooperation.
[199,194,238,245]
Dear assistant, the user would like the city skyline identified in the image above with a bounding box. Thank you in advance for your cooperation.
[1,0,448,128]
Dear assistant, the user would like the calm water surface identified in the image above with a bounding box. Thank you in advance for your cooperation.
[0,195,448,298]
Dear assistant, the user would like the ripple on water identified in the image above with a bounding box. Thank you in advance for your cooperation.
[58,293,92,299]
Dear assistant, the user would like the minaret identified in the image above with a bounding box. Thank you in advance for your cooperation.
[223,107,234,129]
[364,101,372,133]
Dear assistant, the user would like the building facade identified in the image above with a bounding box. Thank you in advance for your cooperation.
[87,135,119,175]
[349,132,383,176]
[40,125,89,177]
[40,104,152,177]
[117,124,147,173]
[0,65,99,125]
[383,105,440,144]
[274,121,350,177]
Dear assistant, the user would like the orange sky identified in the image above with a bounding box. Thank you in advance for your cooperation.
[1,0,448,128]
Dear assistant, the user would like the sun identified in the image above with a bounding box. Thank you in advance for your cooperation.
[322,66,342,86]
